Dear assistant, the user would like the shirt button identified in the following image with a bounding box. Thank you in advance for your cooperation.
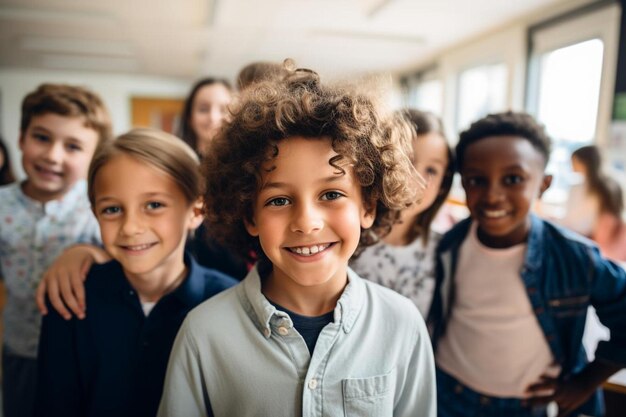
[277,326,289,336]
[263,328,271,338]
[308,378,318,390]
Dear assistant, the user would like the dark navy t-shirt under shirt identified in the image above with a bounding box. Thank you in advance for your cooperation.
[269,301,334,355]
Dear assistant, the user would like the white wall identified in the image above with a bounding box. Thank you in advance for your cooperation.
[392,0,610,143]
[0,68,191,179]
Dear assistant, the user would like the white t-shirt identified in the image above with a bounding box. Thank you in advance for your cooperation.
[436,223,560,398]
[350,230,440,316]
[141,301,157,316]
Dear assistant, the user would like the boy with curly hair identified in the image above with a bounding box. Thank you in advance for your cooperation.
[158,65,436,417]
[429,111,626,417]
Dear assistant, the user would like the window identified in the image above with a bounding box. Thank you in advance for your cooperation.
[534,39,604,204]
[456,63,507,133]
[413,79,443,116]
[526,3,620,207]
[403,68,443,116]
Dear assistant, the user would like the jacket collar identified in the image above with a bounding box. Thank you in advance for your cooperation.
[439,214,544,271]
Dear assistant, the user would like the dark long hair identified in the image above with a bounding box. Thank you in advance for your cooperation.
[178,78,232,154]
[572,145,623,219]
[0,137,16,186]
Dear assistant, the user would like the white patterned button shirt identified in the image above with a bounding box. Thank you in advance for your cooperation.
[0,180,100,358]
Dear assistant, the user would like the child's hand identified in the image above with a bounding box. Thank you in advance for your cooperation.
[526,360,621,417]
[525,373,594,416]
[35,244,110,320]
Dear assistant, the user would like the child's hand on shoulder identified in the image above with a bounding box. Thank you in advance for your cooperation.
[36,244,110,320]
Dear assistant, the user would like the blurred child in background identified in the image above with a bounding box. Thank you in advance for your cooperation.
[350,109,454,316]
[178,77,232,157]
[566,145,626,263]
[0,83,111,417]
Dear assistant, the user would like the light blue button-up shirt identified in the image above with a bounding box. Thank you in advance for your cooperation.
[0,180,100,358]
[158,267,436,417]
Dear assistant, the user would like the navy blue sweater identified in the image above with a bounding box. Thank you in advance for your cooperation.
[36,254,237,417]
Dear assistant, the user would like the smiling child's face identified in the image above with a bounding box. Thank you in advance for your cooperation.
[246,136,375,292]
[93,154,202,281]
[460,135,551,248]
[19,113,99,203]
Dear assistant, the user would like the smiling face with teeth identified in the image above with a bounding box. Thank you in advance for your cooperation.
[460,135,551,248]
[245,136,375,312]
[19,113,99,203]
[93,153,203,284]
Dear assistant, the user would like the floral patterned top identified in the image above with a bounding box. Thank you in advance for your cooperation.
[0,180,100,358]
[350,230,441,317]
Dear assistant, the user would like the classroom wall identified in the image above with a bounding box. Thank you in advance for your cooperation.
[392,0,611,142]
[0,68,192,179]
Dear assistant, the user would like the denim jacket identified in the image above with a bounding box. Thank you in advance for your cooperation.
[428,214,626,416]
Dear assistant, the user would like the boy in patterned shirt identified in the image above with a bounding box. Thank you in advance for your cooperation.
[0,83,111,417]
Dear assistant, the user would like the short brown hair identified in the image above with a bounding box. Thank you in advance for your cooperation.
[21,83,112,145]
[203,63,420,261]
[88,128,201,206]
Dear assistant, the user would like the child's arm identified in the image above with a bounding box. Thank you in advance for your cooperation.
[526,359,621,417]
[527,250,626,416]
[35,304,84,417]
[35,244,110,320]
[157,319,213,417]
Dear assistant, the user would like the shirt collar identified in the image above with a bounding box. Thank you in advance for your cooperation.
[105,252,206,307]
[240,265,366,338]
[16,179,88,214]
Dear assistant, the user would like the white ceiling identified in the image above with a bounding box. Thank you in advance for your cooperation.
[0,0,568,81]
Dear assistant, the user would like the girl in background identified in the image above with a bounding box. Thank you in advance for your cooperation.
[559,145,602,237]
[567,145,626,262]
[178,77,248,279]
[350,109,454,316]
[178,78,232,157]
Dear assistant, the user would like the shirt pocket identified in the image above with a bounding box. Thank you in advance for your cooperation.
[342,371,394,417]
[547,295,589,318]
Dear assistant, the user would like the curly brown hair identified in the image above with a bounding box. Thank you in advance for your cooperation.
[202,63,420,262]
